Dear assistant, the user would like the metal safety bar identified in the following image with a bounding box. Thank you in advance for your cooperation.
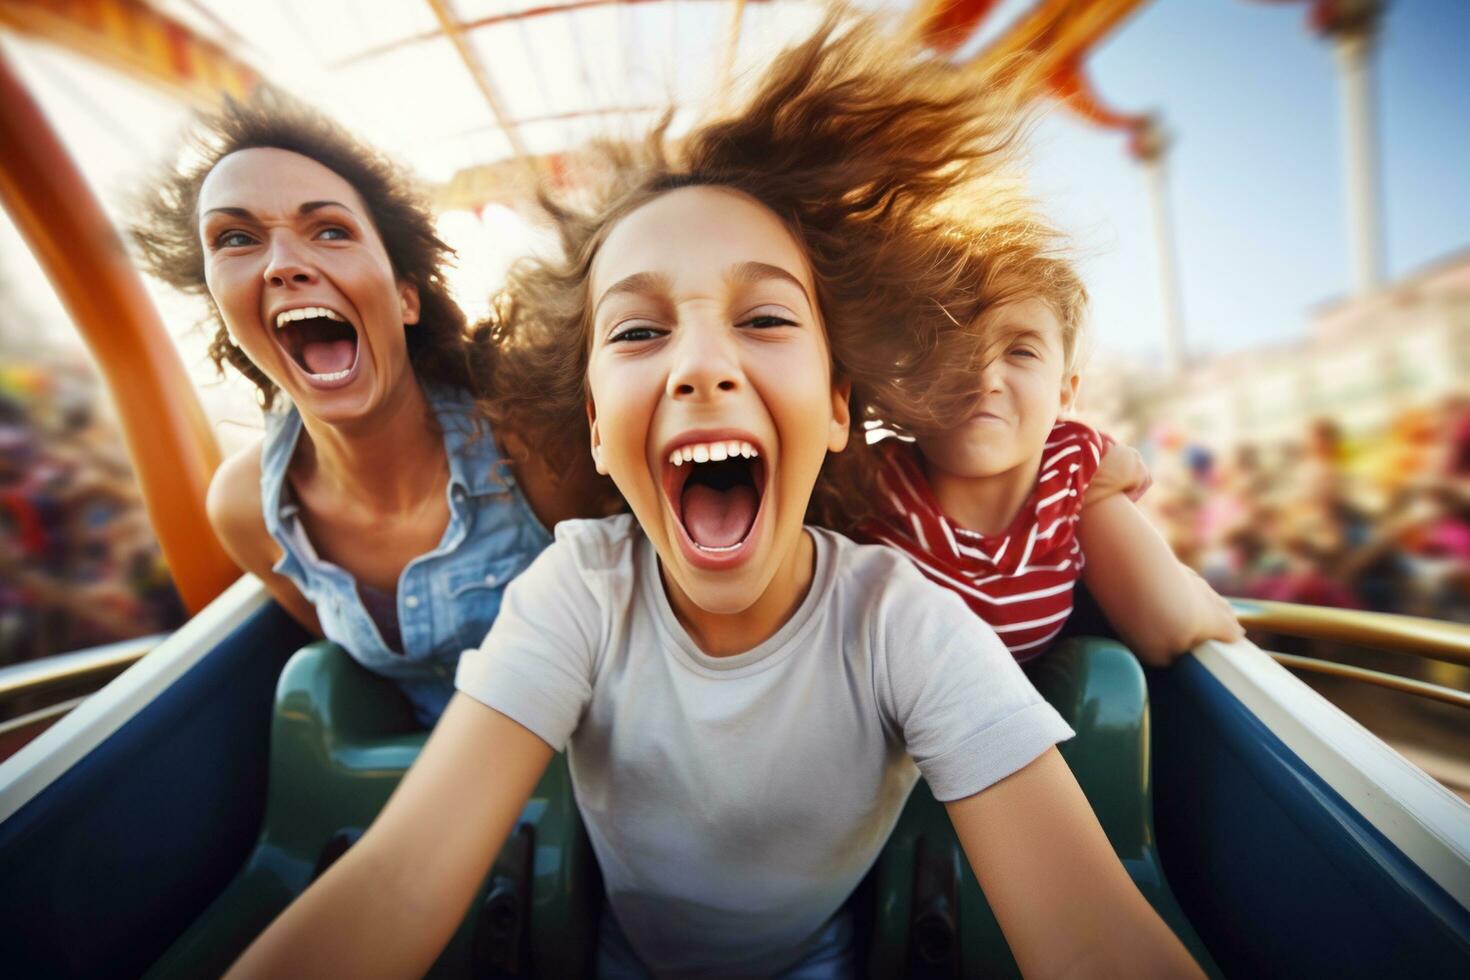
[1231,598,1470,668]
[1267,651,1470,710]
[0,634,163,702]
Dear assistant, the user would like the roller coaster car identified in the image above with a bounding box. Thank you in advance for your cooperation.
[1,581,1467,977]
[142,634,1212,979]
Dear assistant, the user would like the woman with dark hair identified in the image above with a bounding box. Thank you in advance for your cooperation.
[133,92,610,727]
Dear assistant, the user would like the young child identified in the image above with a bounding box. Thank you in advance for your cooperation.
[228,17,1203,979]
[859,253,1243,665]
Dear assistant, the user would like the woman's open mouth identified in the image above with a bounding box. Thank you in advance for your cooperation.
[662,437,768,567]
[273,306,360,387]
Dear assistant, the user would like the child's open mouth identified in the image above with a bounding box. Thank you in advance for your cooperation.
[273,306,360,386]
[663,437,768,561]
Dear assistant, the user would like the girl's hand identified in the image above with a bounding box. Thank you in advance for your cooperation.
[1189,566,1246,646]
[1085,443,1153,508]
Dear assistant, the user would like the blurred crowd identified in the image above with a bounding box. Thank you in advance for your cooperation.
[0,361,183,666]
[1143,395,1470,621]
[2,350,1466,670]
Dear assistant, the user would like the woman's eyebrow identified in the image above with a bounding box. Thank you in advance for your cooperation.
[200,201,355,221]
[594,271,672,318]
[727,261,811,306]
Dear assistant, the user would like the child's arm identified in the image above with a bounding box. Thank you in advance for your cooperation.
[946,748,1203,979]
[1077,494,1244,666]
[226,694,554,979]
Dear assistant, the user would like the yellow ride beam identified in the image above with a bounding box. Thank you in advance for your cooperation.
[0,50,239,613]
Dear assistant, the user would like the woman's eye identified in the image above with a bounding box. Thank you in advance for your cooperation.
[315,226,351,241]
[610,325,663,343]
[214,230,255,249]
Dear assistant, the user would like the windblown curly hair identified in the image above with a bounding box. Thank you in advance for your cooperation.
[131,88,471,411]
[479,11,1071,531]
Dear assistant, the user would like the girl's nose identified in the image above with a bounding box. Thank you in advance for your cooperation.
[262,235,318,288]
[977,357,1005,394]
[666,322,742,401]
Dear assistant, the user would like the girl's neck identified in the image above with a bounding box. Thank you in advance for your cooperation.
[292,377,447,514]
[664,530,816,657]
[925,450,1043,537]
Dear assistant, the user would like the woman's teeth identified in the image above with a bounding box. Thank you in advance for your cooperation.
[668,440,760,466]
[310,368,352,382]
[275,306,345,328]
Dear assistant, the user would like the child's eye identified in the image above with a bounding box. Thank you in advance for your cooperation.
[1008,347,1039,359]
[214,230,256,249]
[610,324,664,344]
[739,314,796,329]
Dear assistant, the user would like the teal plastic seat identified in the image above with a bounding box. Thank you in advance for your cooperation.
[866,637,1219,977]
[147,642,600,979]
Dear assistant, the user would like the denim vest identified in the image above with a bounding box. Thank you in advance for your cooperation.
[260,385,552,726]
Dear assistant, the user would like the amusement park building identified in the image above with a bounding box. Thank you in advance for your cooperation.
[1093,248,1470,452]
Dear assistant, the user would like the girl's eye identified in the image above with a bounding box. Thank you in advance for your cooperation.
[1008,347,1039,359]
[739,314,796,329]
[214,230,255,249]
[315,226,351,241]
[610,325,664,344]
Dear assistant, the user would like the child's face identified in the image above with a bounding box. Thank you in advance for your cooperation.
[917,297,1078,480]
[585,186,850,615]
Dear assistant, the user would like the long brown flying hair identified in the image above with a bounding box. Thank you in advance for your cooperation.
[479,12,1070,531]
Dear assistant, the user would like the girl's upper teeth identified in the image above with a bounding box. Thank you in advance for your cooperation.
[668,440,759,466]
[275,306,344,328]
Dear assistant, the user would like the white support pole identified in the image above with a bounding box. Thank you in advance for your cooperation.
[1319,0,1386,295]
[1134,117,1187,375]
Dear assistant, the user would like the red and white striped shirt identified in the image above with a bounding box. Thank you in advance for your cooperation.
[858,421,1111,662]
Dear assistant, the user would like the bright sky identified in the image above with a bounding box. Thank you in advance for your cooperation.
[1019,0,1470,366]
[3,0,1467,398]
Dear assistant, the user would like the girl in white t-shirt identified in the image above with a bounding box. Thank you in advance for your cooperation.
[230,15,1203,979]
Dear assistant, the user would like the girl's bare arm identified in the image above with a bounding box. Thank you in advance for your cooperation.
[1078,494,1243,666]
[226,695,554,979]
[946,748,1203,979]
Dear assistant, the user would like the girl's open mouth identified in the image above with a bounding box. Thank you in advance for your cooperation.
[662,438,768,565]
[274,306,360,387]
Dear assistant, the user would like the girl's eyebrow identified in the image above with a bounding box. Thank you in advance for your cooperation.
[727,261,812,306]
[594,271,673,318]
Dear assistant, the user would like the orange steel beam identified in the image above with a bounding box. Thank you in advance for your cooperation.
[961,0,1147,86]
[424,0,530,163]
[904,0,1003,55]
[0,50,238,613]
[0,0,257,104]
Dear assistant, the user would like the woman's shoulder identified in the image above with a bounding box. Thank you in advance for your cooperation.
[205,439,273,568]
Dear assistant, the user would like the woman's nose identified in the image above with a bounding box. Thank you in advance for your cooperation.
[262,235,318,288]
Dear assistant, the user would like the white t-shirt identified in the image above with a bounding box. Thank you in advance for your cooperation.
[456,515,1072,978]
